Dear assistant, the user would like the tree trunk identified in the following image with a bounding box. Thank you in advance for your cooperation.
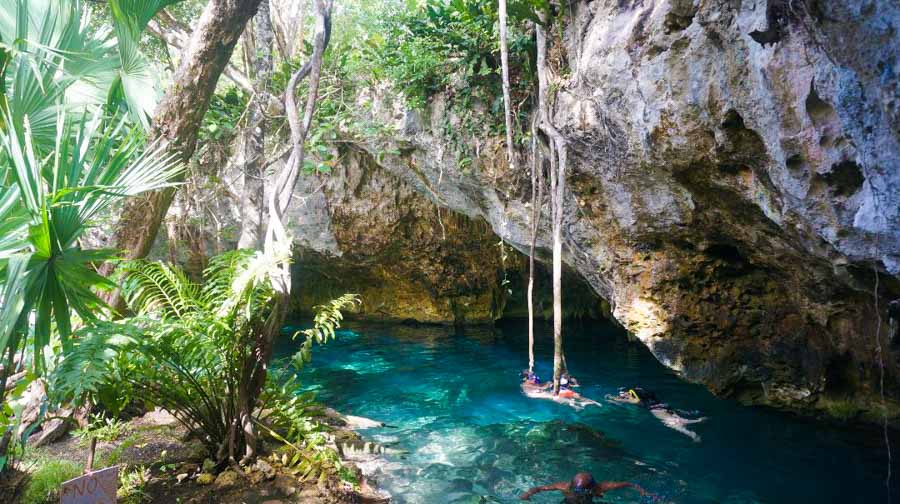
[527,115,543,374]
[536,17,568,396]
[99,0,265,312]
[237,0,274,249]
[498,0,515,170]
[237,0,333,463]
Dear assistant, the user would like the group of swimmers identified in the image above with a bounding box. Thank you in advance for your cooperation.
[521,370,580,397]
[518,371,708,502]
[520,370,705,441]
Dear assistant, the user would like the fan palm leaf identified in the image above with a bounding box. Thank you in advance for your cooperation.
[0,103,182,368]
[0,0,179,138]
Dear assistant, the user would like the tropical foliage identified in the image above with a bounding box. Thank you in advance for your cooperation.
[0,0,181,471]
[377,0,540,110]
[56,251,359,464]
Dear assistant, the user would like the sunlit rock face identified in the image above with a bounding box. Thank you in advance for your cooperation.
[284,149,512,324]
[284,149,604,324]
[329,0,900,420]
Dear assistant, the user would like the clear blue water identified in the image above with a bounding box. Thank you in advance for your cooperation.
[276,319,897,503]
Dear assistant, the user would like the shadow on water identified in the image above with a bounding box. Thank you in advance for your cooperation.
[275,318,898,503]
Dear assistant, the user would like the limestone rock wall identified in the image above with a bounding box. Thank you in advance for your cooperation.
[158,0,900,421]
[286,148,514,324]
[336,0,900,420]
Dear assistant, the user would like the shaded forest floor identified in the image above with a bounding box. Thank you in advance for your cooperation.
[9,409,386,503]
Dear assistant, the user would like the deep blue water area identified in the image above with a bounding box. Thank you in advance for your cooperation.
[275,319,897,503]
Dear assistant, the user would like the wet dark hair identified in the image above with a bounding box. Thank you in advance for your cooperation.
[571,472,596,493]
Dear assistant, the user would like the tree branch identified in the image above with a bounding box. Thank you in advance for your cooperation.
[148,12,254,94]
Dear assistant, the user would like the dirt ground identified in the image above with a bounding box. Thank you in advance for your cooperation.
[12,409,388,504]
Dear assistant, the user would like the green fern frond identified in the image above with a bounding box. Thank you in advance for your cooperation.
[121,260,200,318]
[49,321,139,405]
[298,294,361,345]
[200,249,254,307]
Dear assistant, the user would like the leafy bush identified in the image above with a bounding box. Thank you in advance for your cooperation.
[113,251,277,458]
[21,459,82,504]
[118,465,151,504]
[67,251,360,466]
[377,0,539,109]
[73,414,130,444]
[200,86,250,142]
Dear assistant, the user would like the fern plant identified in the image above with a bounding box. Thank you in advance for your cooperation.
[257,371,352,485]
[71,251,361,465]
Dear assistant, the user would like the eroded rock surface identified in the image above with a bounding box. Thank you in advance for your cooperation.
[331,0,900,420]
[286,149,513,324]
[156,0,899,421]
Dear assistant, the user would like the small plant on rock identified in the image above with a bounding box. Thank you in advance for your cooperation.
[73,414,129,444]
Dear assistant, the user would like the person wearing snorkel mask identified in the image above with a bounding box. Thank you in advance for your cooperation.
[521,369,552,390]
[607,387,707,442]
[519,472,651,503]
[557,372,581,398]
[561,373,580,388]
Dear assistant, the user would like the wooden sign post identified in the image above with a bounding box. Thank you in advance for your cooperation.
[60,465,118,503]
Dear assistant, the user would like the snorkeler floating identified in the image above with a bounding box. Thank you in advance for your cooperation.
[521,370,551,391]
[607,387,706,442]
[520,472,651,503]
[520,370,600,408]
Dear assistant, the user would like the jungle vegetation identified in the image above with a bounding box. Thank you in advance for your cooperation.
[0,0,574,500]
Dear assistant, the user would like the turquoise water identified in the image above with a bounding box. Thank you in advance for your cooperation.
[276,319,897,503]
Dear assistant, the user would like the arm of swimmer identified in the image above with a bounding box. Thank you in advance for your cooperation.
[520,482,569,500]
[597,481,650,496]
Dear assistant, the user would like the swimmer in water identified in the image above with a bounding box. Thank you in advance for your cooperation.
[561,372,580,387]
[557,372,583,398]
[521,370,600,408]
[521,370,552,391]
[520,472,650,503]
[607,387,706,442]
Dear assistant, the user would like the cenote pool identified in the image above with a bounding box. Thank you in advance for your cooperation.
[275,319,897,503]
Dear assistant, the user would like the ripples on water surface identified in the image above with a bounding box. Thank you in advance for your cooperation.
[276,319,897,503]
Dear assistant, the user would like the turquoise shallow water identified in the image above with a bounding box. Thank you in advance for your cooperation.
[275,319,897,503]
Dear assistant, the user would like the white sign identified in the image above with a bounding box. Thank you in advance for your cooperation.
[60,466,118,504]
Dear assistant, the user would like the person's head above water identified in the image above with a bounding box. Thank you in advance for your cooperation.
[570,472,596,493]
[617,387,660,406]
[618,388,639,400]
[521,370,540,383]
[519,472,650,501]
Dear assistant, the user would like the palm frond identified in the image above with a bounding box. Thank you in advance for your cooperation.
[0,253,30,357]
[0,184,29,258]
[107,0,179,129]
